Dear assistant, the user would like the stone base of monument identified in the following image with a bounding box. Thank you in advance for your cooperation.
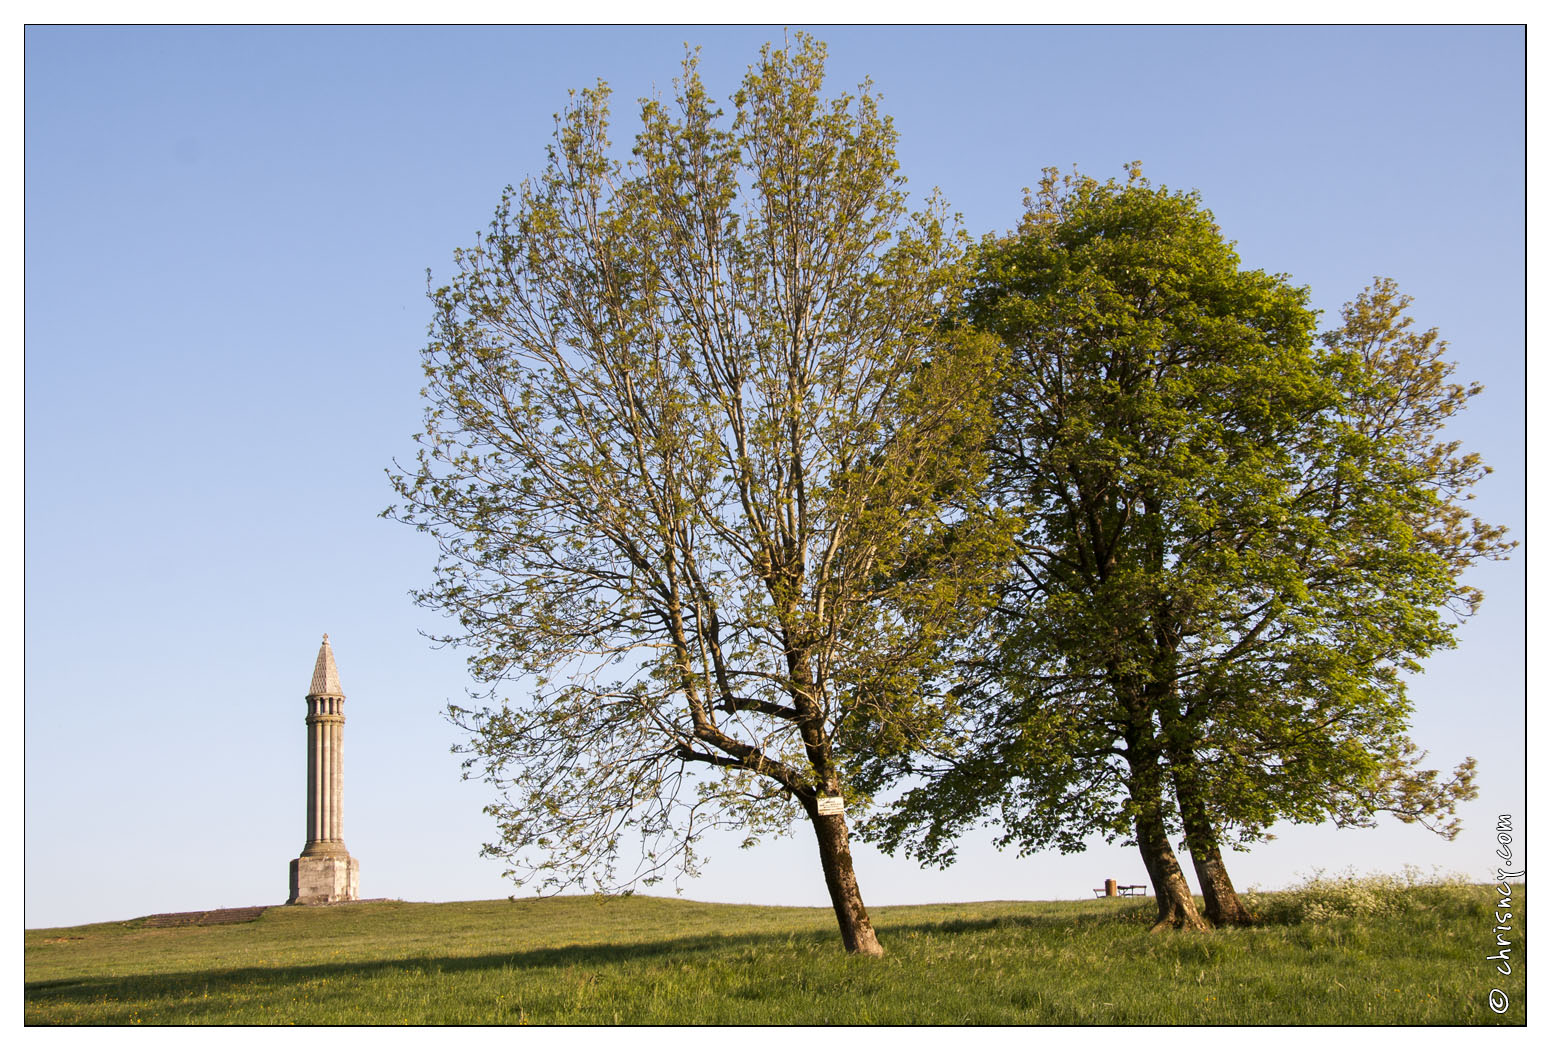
[287,855,359,905]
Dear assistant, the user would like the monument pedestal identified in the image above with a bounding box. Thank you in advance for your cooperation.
[288,854,360,905]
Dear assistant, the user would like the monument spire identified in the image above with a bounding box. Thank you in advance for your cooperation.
[309,633,343,697]
[287,633,360,905]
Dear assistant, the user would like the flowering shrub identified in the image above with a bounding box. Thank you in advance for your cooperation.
[1243,866,1471,923]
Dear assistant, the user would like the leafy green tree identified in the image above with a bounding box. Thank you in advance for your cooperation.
[388,37,1007,956]
[860,167,1504,929]
[1154,276,1503,923]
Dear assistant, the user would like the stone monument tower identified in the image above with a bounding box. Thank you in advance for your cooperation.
[287,634,360,904]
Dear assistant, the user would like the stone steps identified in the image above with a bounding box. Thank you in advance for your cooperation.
[140,906,269,928]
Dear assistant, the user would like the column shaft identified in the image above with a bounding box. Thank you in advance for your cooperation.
[322,717,332,842]
[315,714,326,843]
[303,705,348,854]
[316,719,325,843]
[307,710,320,845]
[335,721,345,843]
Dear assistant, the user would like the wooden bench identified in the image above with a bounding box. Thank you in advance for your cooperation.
[1093,884,1149,898]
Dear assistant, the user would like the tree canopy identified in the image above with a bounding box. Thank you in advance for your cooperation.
[389,36,1008,955]
[859,166,1506,928]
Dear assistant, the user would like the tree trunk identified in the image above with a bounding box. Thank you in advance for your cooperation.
[808,806,884,956]
[1174,784,1256,926]
[1161,700,1257,927]
[1129,768,1209,936]
[783,639,883,957]
[1122,709,1209,932]
[1135,814,1208,930]
[1185,839,1255,927]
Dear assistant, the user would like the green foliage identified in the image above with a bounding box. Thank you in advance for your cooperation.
[861,165,1506,873]
[1319,277,1513,610]
[25,891,1525,1024]
[388,36,1010,901]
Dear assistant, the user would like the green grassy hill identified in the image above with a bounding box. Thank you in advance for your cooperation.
[25,885,1524,1025]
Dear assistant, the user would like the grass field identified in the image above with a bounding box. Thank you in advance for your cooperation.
[25,880,1525,1025]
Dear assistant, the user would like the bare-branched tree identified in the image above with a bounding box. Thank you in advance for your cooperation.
[389,37,1011,956]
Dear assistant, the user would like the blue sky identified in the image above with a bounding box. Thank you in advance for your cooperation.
[23,25,1525,929]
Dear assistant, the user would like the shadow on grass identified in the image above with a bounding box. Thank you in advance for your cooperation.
[28,902,1163,1013]
[875,902,1156,938]
[26,925,821,1009]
